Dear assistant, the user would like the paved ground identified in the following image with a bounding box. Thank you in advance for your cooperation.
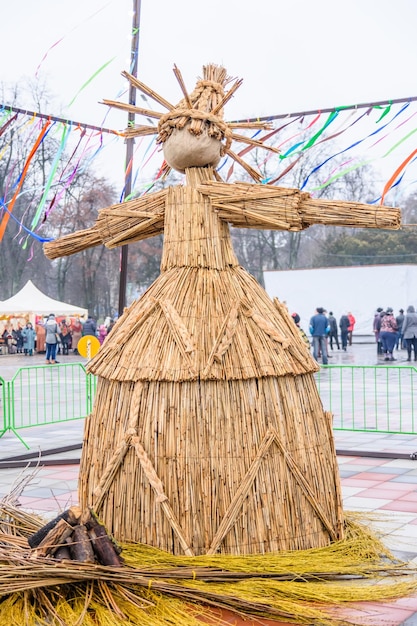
[1,342,417,624]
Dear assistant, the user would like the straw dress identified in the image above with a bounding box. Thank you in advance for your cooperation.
[79,166,344,555]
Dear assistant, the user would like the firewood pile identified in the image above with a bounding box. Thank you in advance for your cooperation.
[27,506,123,567]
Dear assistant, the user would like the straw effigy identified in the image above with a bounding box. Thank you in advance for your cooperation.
[44,65,401,560]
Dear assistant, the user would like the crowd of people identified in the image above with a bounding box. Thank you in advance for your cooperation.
[291,308,355,365]
[290,305,417,365]
[3,304,417,367]
[302,308,355,365]
[0,314,116,360]
[373,306,417,362]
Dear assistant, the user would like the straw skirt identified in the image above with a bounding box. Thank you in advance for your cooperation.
[79,263,344,555]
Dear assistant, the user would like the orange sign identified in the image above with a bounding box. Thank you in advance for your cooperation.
[77,334,100,359]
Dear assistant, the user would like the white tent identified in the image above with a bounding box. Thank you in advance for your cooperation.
[264,264,417,338]
[0,280,88,318]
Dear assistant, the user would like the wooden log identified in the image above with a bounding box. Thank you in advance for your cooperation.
[69,525,95,563]
[27,506,82,548]
[84,514,123,567]
[53,539,72,561]
[31,518,75,558]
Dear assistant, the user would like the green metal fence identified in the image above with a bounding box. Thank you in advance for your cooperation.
[316,364,417,434]
[0,363,95,448]
[1,363,417,449]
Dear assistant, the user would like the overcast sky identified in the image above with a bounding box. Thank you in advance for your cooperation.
[3,0,417,125]
[2,0,417,191]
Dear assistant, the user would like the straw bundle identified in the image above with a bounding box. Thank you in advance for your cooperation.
[44,190,167,260]
[88,265,315,381]
[198,180,401,231]
[0,503,416,626]
[80,376,343,553]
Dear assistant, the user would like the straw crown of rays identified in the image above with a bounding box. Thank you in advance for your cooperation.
[102,63,280,181]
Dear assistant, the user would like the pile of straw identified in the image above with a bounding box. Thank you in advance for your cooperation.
[0,503,416,626]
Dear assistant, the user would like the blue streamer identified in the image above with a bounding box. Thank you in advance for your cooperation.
[300,102,411,190]
[0,199,53,243]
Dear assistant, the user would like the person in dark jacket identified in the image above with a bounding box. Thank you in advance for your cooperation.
[339,313,350,351]
[402,305,417,361]
[82,316,97,337]
[59,321,72,355]
[309,307,329,365]
[373,307,384,355]
[395,308,405,350]
[12,325,24,353]
[327,311,340,350]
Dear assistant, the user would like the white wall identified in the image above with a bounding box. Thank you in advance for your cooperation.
[263,265,417,336]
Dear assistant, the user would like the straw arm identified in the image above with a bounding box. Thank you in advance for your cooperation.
[103,214,164,248]
[198,181,401,231]
[43,226,103,260]
[299,197,401,230]
[43,191,167,259]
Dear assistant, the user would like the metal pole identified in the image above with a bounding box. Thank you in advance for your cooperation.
[118,0,142,316]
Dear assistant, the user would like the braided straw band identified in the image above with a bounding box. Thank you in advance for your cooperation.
[157,109,233,154]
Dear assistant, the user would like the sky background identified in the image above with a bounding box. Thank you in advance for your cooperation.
[3,0,417,122]
[2,0,417,187]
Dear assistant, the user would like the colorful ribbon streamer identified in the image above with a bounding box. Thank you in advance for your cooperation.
[67,57,117,108]
[0,118,52,243]
[381,148,417,203]
[0,199,52,243]
[300,103,411,190]
[31,122,71,229]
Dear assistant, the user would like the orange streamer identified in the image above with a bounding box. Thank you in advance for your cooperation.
[0,118,52,242]
[381,147,417,204]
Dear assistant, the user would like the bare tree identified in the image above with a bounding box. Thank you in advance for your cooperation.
[44,174,119,317]
[0,81,59,297]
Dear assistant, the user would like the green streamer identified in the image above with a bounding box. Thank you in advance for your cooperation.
[67,57,116,107]
[302,111,339,151]
[375,102,392,123]
[30,123,70,228]
[382,126,417,158]
[310,160,370,192]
